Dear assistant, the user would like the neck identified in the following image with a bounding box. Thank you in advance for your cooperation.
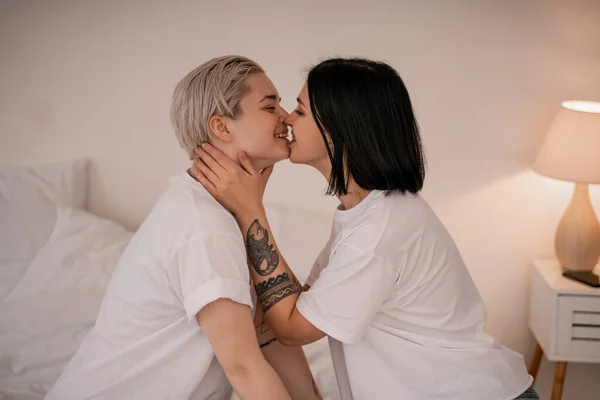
[211,141,265,171]
[315,162,370,210]
[337,179,371,210]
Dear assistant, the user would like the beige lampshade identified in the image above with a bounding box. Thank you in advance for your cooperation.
[533,100,600,184]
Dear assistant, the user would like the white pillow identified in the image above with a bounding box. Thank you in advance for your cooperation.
[0,288,108,399]
[0,208,131,397]
[0,159,88,300]
[5,206,132,301]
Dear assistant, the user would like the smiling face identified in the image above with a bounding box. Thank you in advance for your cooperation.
[171,56,291,170]
[224,73,290,170]
[284,83,331,176]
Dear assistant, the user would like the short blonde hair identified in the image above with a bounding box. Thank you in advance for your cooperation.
[170,55,264,158]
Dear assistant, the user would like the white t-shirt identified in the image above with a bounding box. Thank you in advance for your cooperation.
[296,190,532,400]
[46,172,253,400]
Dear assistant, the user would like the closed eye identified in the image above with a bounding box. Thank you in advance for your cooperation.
[294,109,304,116]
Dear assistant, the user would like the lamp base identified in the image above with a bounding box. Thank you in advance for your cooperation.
[555,183,600,272]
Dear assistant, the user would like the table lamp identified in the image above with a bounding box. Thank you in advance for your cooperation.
[533,100,600,272]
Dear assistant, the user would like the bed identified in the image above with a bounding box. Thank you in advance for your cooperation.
[0,160,339,399]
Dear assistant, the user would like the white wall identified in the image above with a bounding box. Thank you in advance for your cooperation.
[1,0,600,398]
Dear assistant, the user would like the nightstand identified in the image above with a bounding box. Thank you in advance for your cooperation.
[528,260,600,400]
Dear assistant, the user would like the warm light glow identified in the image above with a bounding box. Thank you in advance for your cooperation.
[533,100,600,184]
[562,100,600,114]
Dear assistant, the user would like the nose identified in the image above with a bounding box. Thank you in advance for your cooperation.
[283,112,294,126]
[278,106,289,119]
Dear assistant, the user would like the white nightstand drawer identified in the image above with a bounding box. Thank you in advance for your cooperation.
[571,326,600,339]
[572,311,600,326]
[557,296,600,357]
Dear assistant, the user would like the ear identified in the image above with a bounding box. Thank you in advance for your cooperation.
[208,115,234,144]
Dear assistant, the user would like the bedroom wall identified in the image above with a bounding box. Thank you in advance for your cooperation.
[1,0,600,398]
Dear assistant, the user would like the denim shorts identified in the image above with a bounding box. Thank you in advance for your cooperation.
[514,386,539,399]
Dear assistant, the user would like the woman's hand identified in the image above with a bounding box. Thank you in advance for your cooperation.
[190,144,273,217]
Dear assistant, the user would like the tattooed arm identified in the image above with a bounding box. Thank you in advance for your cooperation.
[190,144,326,346]
[240,211,327,346]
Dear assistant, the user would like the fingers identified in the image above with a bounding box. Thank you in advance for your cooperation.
[189,163,217,194]
[192,158,220,185]
[198,144,237,171]
[238,151,257,176]
[194,146,226,177]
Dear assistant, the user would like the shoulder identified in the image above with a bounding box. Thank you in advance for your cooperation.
[143,173,243,244]
[338,192,440,253]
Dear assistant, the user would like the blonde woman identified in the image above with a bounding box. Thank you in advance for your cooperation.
[46,56,320,400]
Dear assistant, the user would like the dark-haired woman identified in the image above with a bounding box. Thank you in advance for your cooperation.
[191,57,537,400]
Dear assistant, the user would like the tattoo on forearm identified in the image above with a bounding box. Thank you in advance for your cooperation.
[255,273,299,313]
[247,219,280,276]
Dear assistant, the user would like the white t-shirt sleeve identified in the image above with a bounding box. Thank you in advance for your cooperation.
[169,233,253,322]
[297,244,398,344]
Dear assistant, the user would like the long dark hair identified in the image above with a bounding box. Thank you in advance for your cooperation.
[307,57,426,196]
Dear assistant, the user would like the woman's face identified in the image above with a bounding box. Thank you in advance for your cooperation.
[226,73,290,169]
[285,83,330,175]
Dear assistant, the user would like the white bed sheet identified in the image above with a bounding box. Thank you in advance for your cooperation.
[0,207,132,399]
